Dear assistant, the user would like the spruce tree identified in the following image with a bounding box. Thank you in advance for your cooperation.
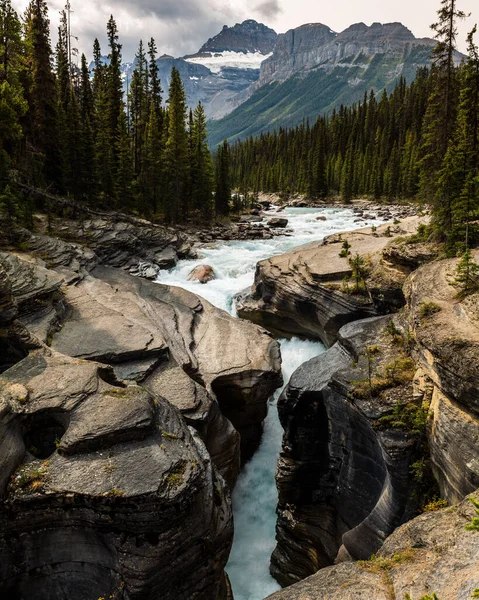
[190,102,214,220]
[420,0,466,233]
[24,0,62,189]
[215,139,231,216]
[0,0,27,201]
[164,66,188,223]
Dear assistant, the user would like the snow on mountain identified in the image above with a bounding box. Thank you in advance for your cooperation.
[184,51,272,74]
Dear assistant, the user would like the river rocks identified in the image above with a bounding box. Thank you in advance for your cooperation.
[0,348,233,600]
[49,265,282,467]
[404,252,479,503]
[237,216,427,345]
[188,264,216,284]
[0,253,66,345]
[268,217,289,228]
[5,213,197,281]
[266,490,479,600]
[271,315,427,587]
[316,216,327,221]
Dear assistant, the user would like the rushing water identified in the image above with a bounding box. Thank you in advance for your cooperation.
[157,207,383,600]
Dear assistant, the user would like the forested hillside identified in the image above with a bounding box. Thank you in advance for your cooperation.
[0,0,230,226]
[230,6,479,253]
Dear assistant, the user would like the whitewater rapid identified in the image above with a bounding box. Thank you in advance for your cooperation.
[156,207,382,600]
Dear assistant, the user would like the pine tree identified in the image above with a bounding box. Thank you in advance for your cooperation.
[420,0,466,232]
[0,0,27,200]
[190,102,214,220]
[147,38,162,121]
[164,66,188,223]
[106,15,123,164]
[24,0,62,189]
[450,248,479,298]
[215,139,231,216]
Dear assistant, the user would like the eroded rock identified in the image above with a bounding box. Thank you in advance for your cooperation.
[0,349,233,600]
[266,490,479,600]
[271,315,427,587]
[237,216,427,345]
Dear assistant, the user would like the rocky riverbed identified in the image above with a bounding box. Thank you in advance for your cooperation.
[1,204,478,600]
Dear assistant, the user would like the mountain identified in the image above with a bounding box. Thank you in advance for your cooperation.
[196,19,278,54]
[207,22,463,145]
[179,19,278,119]
[90,20,463,145]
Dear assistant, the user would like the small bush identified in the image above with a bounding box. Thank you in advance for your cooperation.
[339,240,352,258]
[465,497,479,532]
[418,301,441,318]
[423,497,448,512]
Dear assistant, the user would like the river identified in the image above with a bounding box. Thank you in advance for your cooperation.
[157,206,382,600]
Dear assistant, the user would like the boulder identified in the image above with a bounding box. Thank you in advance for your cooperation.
[316,216,327,221]
[0,348,233,600]
[49,265,282,467]
[240,214,264,223]
[237,216,427,345]
[270,315,425,586]
[188,264,216,284]
[266,490,479,600]
[268,218,289,228]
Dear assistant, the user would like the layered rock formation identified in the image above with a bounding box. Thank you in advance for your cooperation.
[0,235,283,598]
[404,252,479,502]
[266,490,479,599]
[271,315,427,586]
[258,22,435,86]
[0,348,233,600]
[237,216,426,345]
[235,220,478,595]
[197,20,278,54]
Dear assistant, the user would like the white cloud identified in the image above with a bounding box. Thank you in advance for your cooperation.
[11,0,478,62]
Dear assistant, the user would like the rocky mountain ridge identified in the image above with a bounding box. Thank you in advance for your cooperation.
[208,20,460,144]
[93,17,450,132]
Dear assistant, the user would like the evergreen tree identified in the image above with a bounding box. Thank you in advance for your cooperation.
[420,0,466,231]
[164,66,188,223]
[190,102,214,220]
[24,0,62,189]
[450,248,479,298]
[106,15,123,163]
[0,0,27,199]
[215,139,231,216]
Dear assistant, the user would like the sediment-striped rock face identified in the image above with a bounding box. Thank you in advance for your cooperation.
[266,490,479,600]
[0,349,233,600]
[271,315,424,586]
[0,248,283,599]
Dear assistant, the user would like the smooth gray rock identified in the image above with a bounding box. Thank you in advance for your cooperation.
[266,490,479,600]
[0,349,233,600]
[271,316,422,587]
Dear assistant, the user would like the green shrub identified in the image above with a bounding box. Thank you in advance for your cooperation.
[418,301,441,318]
[465,497,479,531]
[423,497,448,512]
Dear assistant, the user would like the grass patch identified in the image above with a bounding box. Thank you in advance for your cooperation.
[423,497,448,512]
[465,497,479,532]
[11,461,49,493]
[418,301,441,318]
[166,462,187,490]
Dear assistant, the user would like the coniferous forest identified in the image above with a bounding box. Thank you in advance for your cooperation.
[0,0,478,253]
[0,0,230,226]
[230,1,479,253]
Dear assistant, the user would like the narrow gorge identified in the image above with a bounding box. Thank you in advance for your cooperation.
[1,201,478,599]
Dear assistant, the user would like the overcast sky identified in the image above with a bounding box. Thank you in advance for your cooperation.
[11,0,478,61]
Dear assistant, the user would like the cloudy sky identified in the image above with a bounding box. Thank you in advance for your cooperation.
[11,0,478,61]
